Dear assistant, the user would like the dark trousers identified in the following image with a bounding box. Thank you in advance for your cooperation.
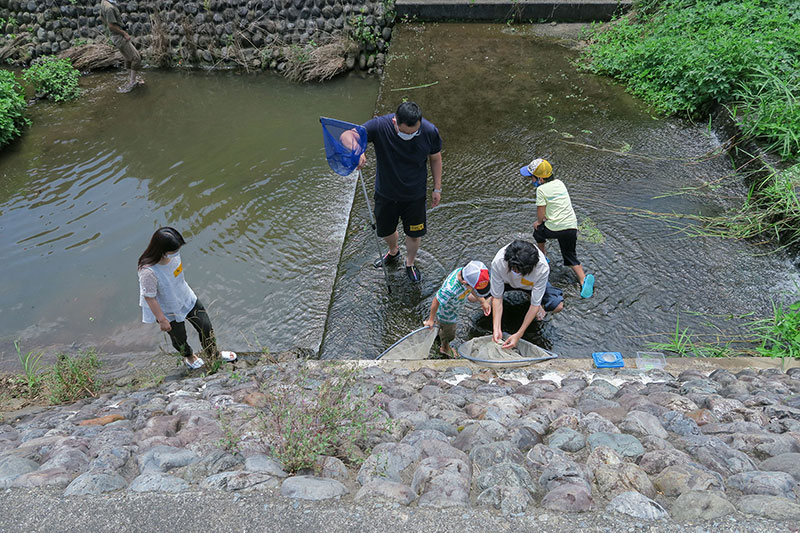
[167,300,218,359]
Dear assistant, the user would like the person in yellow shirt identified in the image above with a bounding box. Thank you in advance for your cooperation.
[520,158,594,298]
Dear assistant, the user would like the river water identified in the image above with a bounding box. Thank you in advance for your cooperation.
[319,23,799,359]
[1,23,797,373]
[0,70,378,371]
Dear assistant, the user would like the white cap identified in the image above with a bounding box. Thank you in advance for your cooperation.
[462,260,490,295]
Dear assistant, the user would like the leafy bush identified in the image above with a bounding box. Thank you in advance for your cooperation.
[350,14,380,46]
[0,69,29,147]
[254,367,388,472]
[581,0,800,159]
[22,56,81,102]
[48,350,101,404]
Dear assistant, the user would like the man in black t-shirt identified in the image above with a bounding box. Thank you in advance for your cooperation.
[342,101,443,283]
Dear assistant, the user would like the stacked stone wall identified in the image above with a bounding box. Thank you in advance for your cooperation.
[0,0,394,73]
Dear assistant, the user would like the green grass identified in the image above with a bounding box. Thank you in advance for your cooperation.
[735,68,800,159]
[14,341,44,396]
[2,347,103,408]
[754,299,800,359]
[252,367,389,472]
[646,301,800,359]
[685,163,800,250]
[618,162,800,251]
[578,217,605,244]
[646,311,694,356]
[47,349,101,404]
[581,0,800,161]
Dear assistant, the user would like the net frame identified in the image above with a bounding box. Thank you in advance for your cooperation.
[377,326,439,360]
[320,117,367,177]
[457,334,559,367]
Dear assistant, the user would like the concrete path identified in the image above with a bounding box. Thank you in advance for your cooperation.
[0,488,786,533]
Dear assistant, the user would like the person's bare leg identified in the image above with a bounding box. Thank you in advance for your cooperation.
[570,264,587,286]
[536,241,546,255]
[538,301,564,321]
[383,230,400,256]
[405,236,421,266]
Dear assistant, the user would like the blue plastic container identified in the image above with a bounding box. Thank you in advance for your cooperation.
[592,352,624,368]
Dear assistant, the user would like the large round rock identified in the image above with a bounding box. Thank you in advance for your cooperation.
[281,475,349,500]
[587,432,644,459]
[607,491,669,520]
[671,490,734,521]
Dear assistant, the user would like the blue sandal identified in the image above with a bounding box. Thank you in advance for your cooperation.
[580,274,595,299]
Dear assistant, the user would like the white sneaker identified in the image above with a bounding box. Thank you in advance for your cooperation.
[184,356,205,369]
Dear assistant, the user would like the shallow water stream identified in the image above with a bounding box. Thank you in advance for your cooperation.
[319,23,799,359]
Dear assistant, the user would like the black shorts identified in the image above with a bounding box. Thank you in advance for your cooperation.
[533,225,580,266]
[374,194,427,238]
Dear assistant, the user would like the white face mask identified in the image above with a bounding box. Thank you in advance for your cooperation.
[393,118,420,141]
[397,129,419,141]
[166,251,180,259]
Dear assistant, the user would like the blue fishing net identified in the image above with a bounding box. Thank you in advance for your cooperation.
[320,117,367,176]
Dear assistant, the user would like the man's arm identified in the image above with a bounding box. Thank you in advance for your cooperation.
[340,128,366,169]
[429,151,442,207]
[102,8,131,41]
[339,128,360,150]
[492,296,504,343]
[502,304,541,349]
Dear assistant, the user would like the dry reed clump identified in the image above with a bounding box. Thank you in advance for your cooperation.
[148,12,171,67]
[58,43,123,71]
[282,36,357,83]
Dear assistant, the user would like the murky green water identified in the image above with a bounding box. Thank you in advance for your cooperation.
[320,23,799,359]
[0,70,378,371]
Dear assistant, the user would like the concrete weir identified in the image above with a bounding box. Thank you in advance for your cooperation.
[395,0,631,22]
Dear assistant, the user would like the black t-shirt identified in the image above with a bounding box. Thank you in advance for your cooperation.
[363,113,442,201]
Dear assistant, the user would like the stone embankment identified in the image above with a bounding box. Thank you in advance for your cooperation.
[0,0,394,74]
[3,359,800,527]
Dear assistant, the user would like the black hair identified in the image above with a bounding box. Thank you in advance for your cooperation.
[504,239,539,276]
[395,101,422,127]
[138,227,186,269]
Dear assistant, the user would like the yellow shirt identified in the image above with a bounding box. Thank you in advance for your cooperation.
[536,179,577,231]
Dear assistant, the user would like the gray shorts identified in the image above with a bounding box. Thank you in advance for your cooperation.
[438,322,457,345]
[116,38,141,70]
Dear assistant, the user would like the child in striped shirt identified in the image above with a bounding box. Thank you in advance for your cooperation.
[423,260,491,357]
